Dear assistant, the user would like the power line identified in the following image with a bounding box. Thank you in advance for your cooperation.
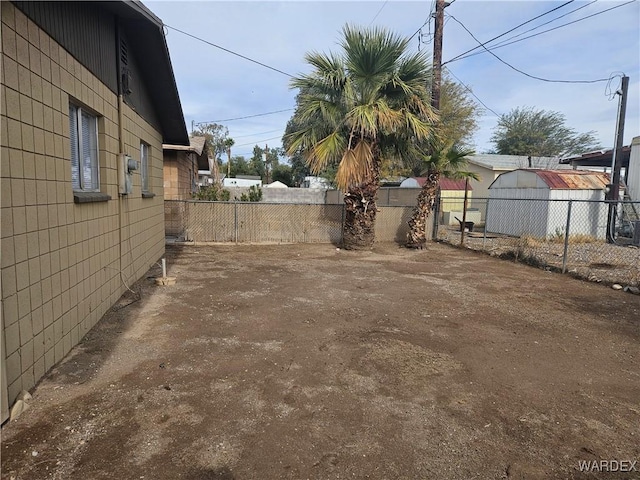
[444,66,500,117]
[409,0,436,43]
[369,0,389,26]
[196,108,295,124]
[447,14,609,84]
[408,19,430,42]
[164,24,294,78]
[447,0,634,64]
[444,0,575,65]
[234,135,283,148]
[232,128,284,139]
[470,0,598,55]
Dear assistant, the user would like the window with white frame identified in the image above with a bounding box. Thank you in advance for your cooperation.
[69,104,99,191]
[140,142,150,192]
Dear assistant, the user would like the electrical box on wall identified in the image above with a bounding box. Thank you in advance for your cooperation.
[119,154,139,195]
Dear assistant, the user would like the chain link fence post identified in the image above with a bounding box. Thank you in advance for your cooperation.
[234,200,238,244]
[431,191,441,241]
[483,197,490,250]
[562,200,573,274]
[341,203,346,245]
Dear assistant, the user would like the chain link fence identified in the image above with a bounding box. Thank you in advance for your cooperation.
[164,200,423,245]
[435,196,640,286]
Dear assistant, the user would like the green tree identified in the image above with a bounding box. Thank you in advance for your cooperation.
[491,107,600,157]
[271,164,293,186]
[222,137,235,178]
[250,145,283,183]
[399,74,482,178]
[285,25,437,249]
[438,75,481,150]
[249,145,267,180]
[192,123,235,183]
[228,155,252,177]
[406,145,476,247]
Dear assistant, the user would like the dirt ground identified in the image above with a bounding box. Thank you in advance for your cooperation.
[2,243,639,480]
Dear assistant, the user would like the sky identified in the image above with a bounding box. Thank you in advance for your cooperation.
[144,0,640,159]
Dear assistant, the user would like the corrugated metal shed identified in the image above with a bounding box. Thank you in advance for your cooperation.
[487,169,609,239]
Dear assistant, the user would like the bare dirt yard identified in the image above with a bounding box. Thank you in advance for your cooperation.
[2,243,639,480]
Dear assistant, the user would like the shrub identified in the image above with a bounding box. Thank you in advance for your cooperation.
[239,185,263,202]
[193,184,231,201]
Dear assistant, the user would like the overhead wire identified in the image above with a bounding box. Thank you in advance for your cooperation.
[444,66,500,118]
[457,0,598,60]
[234,135,284,148]
[446,14,610,83]
[196,108,295,124]
[448,0,634,64]
[605,73,625,101]
[410,0,436,44]
[231,128,284,139]
[369,0,389,26]
[444,0,575,65]
[164,24,294,78]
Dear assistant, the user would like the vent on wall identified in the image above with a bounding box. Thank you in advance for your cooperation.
[120,38,132,95]
[120,38,128,67]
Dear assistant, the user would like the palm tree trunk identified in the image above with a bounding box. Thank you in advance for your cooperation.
[406,171,440,248]
[342,155,381,250]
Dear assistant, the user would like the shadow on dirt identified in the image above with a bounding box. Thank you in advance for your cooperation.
[45,256,176,386]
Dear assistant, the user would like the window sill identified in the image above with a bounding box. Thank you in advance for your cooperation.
[142,192,156,199]
[73,192,112,204]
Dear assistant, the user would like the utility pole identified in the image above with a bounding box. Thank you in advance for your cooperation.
[431,0,447,110]
[606,75,629,243]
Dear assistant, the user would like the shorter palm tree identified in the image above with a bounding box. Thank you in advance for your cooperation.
[406,145,477,247]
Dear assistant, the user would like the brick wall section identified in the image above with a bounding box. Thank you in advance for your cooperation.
[163,150,195,200]
[1,3,165,407]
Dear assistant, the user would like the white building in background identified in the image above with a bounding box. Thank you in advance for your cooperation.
[486,169,610,240]
[303,176,331,189]
[222,176,262,188]
[197,170,214,187]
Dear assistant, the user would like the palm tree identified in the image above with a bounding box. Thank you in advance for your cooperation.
[406,145,477,248]
[284,25,437,250]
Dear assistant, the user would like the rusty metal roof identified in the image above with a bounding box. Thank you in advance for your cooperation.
[439,178,472,191]
[527,169,610,189]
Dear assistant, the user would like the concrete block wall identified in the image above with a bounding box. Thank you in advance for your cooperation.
[1,2,165,411]
[262,188,326,204]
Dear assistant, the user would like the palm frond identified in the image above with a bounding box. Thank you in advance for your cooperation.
[442,169,480,182]
[307,132,347,174]
[335,139,373,190]
[419,145,475,176]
